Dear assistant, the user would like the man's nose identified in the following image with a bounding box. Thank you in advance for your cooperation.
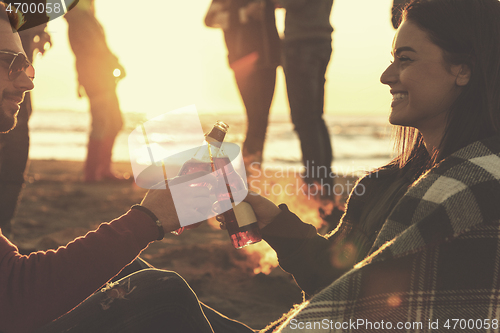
[13,71,34,92]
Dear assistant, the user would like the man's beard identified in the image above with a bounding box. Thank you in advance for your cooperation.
[0,105,17,133]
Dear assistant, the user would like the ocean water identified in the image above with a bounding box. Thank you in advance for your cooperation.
[28,109,394,177]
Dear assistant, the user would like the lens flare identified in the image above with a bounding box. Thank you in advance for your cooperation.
[387,295,402,308]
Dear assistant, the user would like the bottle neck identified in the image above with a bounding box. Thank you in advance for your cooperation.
[206,139,223,159]
[192,140,224,162]
[206,136,223,148]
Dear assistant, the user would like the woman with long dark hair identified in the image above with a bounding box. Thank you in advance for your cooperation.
[242,0,500,330]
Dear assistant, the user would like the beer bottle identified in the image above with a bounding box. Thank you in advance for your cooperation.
[175,121,262,248]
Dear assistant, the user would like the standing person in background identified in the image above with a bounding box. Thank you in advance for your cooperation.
[205,0,281,174]
[65,0,127,182]
[0,1,51,238]
[276,0,337,213]
[0,6,247,333]
[391,0,409,29]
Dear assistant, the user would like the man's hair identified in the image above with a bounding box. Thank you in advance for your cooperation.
[389,0,500,175]
[0,2,24,31]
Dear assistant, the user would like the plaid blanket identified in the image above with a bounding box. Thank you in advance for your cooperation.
[278,136,500,332]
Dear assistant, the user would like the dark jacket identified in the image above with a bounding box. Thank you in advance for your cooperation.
[262,165,413,296]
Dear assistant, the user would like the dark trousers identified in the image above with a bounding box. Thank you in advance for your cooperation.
[234,66,277,157]
[283,39,333,188]
[87,89,123,140]
[36,267,256,333]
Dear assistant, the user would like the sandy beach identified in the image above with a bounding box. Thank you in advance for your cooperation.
[11,159,355,330]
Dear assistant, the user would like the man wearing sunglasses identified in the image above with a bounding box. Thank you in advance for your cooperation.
[0,25,34,133]
[0,1,51,239]
[0,5,224,333]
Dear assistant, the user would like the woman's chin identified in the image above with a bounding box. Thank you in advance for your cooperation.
[388,112,404,126]
[388,108,413,127]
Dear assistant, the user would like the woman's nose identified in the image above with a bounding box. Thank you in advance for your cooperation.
[380,62,398,86]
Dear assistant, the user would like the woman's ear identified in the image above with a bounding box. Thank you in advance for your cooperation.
[455,64,471,86]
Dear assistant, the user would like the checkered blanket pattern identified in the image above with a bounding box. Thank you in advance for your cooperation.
[277,136,500,332]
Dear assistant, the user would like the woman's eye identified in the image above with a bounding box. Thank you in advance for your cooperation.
[390,56,412,64]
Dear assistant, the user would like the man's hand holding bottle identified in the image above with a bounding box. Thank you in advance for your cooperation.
[140,171,216,233]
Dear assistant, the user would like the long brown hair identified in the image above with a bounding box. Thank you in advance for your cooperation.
[389,0,500,175]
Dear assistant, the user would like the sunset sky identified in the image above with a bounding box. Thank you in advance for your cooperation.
[30,0,397,118]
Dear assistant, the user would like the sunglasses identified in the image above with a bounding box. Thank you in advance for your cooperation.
[0,51,35,81]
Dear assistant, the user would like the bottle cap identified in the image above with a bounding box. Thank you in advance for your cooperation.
[206,121,229,147]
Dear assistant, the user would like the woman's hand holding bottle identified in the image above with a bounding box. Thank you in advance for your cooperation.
[217,191,281,231]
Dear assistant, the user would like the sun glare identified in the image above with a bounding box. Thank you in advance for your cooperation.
[31,0,395,117]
